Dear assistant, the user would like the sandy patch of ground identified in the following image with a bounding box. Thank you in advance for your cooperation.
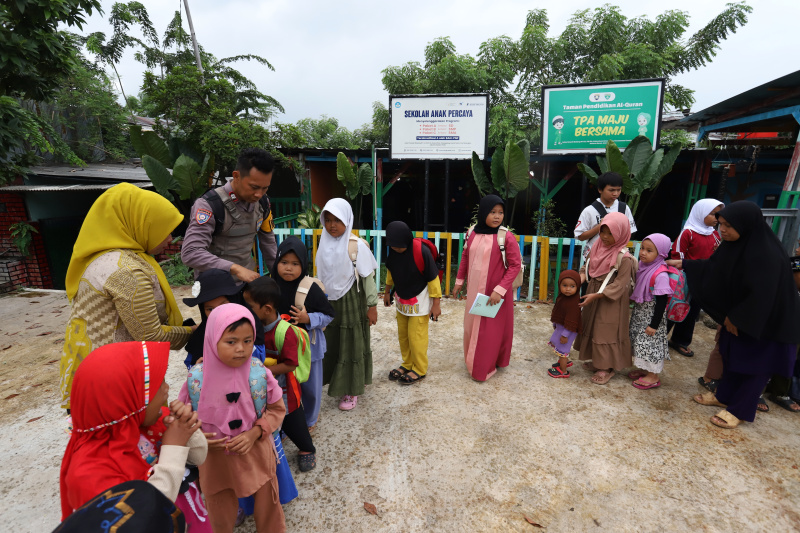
[0,288,798,532]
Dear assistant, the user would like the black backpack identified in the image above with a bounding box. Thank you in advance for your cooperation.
[591,199,627,219]
[202,188,272,235]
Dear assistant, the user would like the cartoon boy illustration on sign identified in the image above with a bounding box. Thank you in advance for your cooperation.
[552,115,565,146]
[637,112,651,137]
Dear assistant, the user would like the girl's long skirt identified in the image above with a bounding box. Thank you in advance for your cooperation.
[630,300,670,373]
[322,282,372,397]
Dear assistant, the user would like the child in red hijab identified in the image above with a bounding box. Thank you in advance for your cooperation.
[59,341,207,521]
[547,270,583,378]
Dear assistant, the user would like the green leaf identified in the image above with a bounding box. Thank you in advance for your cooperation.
[622,136,653,178]
[336,152,356,191]
[172,154,203,201]
[357,163,373,196]
[503,140,530,196]
[516,139,531,161]
[631,149,664,196]
[655,142,682,180]
[596,155,610,175]
[491,148,506,197]
[169,137,204,166]
[130,126,171,168]
[577,163,599,185]
[200,153,214,187]
[142,155,177,201]
[605,140,630,184]
[471,152,492,196]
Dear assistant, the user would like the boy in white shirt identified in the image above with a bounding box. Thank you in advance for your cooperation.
[574,171,637,257]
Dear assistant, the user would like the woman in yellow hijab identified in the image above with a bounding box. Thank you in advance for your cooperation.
[60,183,194,409]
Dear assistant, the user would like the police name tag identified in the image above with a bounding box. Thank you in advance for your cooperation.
[196,208,213,225]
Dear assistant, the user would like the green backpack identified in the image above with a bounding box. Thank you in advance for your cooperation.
[269,320,312,384]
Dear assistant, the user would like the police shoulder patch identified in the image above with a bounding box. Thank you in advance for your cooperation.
[196,208,213,225]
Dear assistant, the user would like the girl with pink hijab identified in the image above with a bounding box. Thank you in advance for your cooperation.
[628,234,675,390]
[576,212,636,385]
[179,303,286,533]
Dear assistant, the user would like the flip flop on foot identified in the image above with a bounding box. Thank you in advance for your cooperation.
[633,378,660,390]
[710,409,740,429]
[591,370,615,385]
[767,394,800,413]
[697,377,719,394]
[628,370,648,380]
[756,395,769,412]
[669,340,694,357]
[693,392,726,407]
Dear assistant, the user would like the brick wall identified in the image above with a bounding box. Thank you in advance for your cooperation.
[154,239,183,263]
[0,192,54,291]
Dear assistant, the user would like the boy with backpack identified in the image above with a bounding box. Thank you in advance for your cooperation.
[243,276,318,472]
[575,171,637,258]
[384,221,442,385]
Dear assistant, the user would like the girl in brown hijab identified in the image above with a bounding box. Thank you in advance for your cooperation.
[547,270,583,378]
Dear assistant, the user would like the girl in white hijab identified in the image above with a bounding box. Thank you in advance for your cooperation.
[667,198,724,358]
[315,198,379,411]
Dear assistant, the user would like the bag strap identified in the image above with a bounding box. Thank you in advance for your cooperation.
[617,200,627,214]
[597,251,629,294]
[591,200,607,218]
[497,227,509,268]
[274,319,289,353]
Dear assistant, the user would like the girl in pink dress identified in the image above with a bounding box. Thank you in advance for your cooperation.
[452,195,522,381]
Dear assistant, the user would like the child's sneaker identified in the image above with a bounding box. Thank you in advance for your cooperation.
[548,366,570,378]
[338,395,358,410]
[551,360,573,368]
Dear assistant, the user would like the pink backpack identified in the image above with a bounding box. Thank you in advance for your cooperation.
[649,265,691,322]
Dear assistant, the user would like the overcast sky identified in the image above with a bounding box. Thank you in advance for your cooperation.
[78,0,798,131]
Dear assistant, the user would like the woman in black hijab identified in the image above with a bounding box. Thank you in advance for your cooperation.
[271,236,335,428]
[383,221,441,384]
[669,201,800,428]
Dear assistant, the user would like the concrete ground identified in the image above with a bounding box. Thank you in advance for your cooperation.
[0,287,798,532]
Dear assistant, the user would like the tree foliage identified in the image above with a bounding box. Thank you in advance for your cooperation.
[379,3,752,146]
[577,136,682,214]
[85,2,290,176]
[0,0,102,183]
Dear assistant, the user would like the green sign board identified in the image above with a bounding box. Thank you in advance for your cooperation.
[541,79,664,154]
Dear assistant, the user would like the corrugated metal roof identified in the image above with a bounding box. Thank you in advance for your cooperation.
[1,182,153,192]
[677,70,800,132]
[28,164,150,182]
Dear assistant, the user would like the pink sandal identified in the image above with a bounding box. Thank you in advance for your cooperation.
[632,379,660,390]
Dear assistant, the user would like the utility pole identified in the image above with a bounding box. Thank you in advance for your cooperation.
[182,0,204,78]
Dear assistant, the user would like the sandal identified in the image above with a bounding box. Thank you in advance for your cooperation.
[388,367,409,381]
[693,392,726,407]
[697,377,719,394]
[551,360,573,369]
[669,340,694,357]
[633,379,660,390]
[399,371,426,385]
[756,395,769,413]
[767,394,800,413]
[590,370,615,385]
[710,409,740,429]
[298,452,317,472]
[629,370,648,380]
[548,366,570,378]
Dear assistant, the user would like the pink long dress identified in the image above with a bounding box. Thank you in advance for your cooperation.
[455,231,522,381]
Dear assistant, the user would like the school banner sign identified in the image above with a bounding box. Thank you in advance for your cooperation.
[541,79,664,155]
[389,94,489,160]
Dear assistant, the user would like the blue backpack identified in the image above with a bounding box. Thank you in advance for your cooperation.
[185,358,270,416]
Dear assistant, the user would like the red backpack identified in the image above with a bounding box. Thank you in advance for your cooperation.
[411,238,443,282]
[649,265,691,322]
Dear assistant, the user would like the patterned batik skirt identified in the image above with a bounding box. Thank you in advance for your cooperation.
[630,300,670,373]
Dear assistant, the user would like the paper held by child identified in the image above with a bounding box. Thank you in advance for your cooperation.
[469,293,504,318]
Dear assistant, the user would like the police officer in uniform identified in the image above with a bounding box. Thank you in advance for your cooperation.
[182,148,277,283]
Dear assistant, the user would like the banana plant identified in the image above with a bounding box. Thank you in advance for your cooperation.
[130,125,214,203]
[471,138,531,222]
[336,152,373,228]
[577,136,681,215]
